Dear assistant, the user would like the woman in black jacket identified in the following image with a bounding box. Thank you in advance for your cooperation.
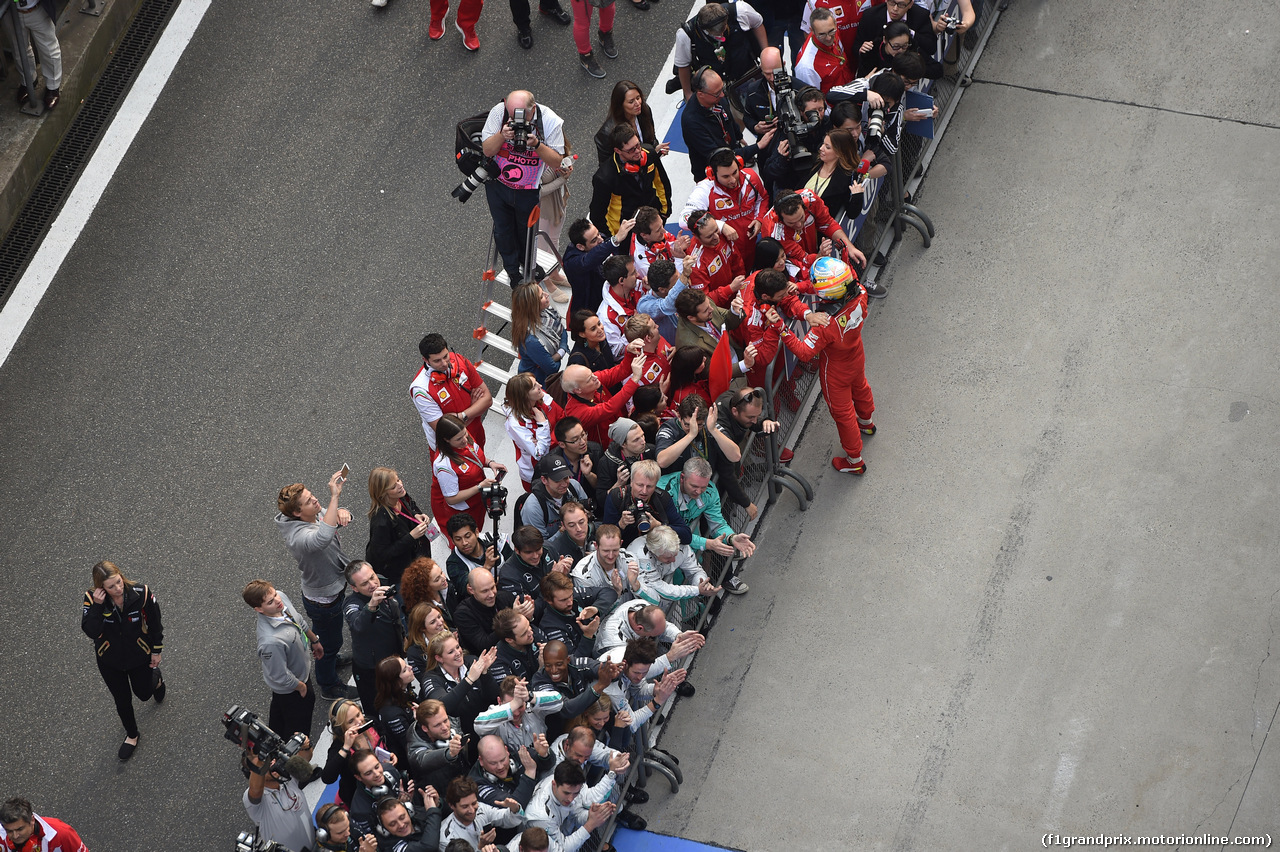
[365,467,439,585]
[802,129,863,222]
[418,631,497,736]
[81,560,165,761]
[374,655,420,768]
[594,81,666,167]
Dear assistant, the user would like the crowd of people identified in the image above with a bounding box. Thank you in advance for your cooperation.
[22,3,978,852]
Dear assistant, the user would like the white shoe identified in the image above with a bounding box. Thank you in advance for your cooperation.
[371,0,388,7]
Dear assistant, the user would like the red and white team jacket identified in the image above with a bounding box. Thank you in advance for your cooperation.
[758,189,845,281]
[801,0,864,59]
[794,33,855,93]
[0,814,88,852]
[681,168,770,240]
[731,277,808,377]
[410,351,487,453]
[633,339,674,387]
[687,240,746,308]
[629,234,682,285]
[597,285,641,358]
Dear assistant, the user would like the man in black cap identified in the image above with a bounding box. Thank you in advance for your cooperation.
[519,454,591,539]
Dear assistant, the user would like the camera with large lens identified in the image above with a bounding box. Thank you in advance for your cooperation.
[509,108,533,154]
[629,497,651,534]
[222,705,307,779]
[866,108,887,141]
[771,69,823,169]
[481,483,509,519]
[235,830,288,852]
[453,111,499,204]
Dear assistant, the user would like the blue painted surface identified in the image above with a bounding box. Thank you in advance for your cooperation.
[665,100,690,155]
[612,827,744,851]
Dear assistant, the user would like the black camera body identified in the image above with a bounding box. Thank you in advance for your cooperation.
[771,69,823,169]
[223,705,307,779]
[481,483,509,519]
[942,13,959,36]
[629,497,652,534]
[509,108,533,154]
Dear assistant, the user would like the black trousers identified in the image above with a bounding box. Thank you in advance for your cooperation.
[508,0,561,32]
[485,178,540,286]
[352,664,378,720]
[268,679,316,740]
[98,659,154,738]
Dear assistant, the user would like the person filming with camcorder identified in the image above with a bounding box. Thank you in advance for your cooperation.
[225,705,317,852]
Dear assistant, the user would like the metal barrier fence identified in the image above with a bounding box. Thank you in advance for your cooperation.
[605,0,1008,837]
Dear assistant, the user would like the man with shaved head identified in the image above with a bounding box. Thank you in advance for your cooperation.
[454,567,531,654]
[467,733,542,808]
[481,91,567,287]
[561,348,646,446]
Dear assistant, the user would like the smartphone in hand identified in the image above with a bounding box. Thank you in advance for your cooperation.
[339,463,350,481]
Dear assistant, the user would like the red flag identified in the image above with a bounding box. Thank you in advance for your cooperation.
[708,325,733,401]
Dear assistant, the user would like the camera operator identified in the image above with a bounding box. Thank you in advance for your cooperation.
[760,86,832,197]
[795,7,853,93]
[826,71,907,210]
[680,67,776,183]
[672,2,767,102]
[601,459,692,547]
[375,795,443,852]
[314,804,376,852]
[243,739,317,852]
[243,580,326,743]
[343,560,406,717]
[481,91,568,289]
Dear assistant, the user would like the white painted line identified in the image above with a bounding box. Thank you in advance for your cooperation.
[0,0,214,368]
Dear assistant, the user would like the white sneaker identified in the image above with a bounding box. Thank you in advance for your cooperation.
[371,0,388,7]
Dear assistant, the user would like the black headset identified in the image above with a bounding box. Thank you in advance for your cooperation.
[373,797,415,838]
[328,698,358,736]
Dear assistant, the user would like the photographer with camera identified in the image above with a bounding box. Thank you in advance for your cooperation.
[795,7,853,93]
[343,560,406,718]
[601,459,692,547]
[760,85,832,196]
[432,415,509,532]
[853,0,942,79]
[444,514,500,599]
[481,91,568,289]
[243,580,326,745]
[243,734,317,852]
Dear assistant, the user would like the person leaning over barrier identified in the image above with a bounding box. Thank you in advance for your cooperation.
[659,456,755,592]
[560,345,646,448]
[524,761,618,852]
[594,601,705,692]
[627,524,722,605]
[715,386,789,519]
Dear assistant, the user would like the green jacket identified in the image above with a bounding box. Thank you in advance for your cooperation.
[658,471,732,553]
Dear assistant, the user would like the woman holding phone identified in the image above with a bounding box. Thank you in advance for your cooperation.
[81,560,165,761]
[320,699,392,805]
[365,467,439,586]
[430,415,508,529]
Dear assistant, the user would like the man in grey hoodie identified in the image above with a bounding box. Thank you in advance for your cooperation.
[242,579,324,739]
[275,470,356,700]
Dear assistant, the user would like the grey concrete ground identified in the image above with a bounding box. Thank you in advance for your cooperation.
[646,1,1280,850]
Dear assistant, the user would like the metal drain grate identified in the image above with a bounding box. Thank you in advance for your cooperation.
[0,0,180,308]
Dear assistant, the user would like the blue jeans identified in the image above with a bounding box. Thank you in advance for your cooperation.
[302,592,346,692]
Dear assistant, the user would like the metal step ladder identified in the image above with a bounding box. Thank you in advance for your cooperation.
[473,203,566,389]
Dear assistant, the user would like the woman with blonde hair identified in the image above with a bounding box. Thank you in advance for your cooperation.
[319,699,390,804]
[419,630,498,734]
[365,467,438,586]
[81,560,165,761]
[500,372,564,491]
[511,282,569,384]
